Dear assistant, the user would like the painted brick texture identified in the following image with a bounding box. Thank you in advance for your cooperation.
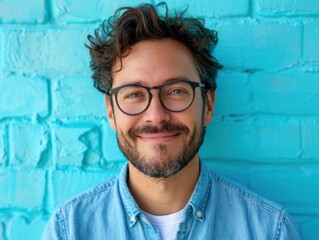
[3,28,91,76]
[0,0,47,23]
[0,0,318,240]
[0,76,48,118]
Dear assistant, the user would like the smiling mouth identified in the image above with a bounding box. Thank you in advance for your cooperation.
[128,122,189,142]
[137,133,180,143]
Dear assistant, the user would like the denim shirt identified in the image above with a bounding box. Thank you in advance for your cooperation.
[42,162,300,240]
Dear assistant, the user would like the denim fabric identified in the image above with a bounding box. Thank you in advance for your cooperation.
[42,162,300,240]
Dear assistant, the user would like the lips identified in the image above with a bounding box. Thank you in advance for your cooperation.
[137,132,180,143]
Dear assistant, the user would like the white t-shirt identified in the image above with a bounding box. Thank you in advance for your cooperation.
[142,209,184,240]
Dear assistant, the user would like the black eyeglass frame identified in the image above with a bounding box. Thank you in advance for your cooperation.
[107,79,210,116]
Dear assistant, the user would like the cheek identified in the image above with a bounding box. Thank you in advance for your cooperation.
[190,97,205,121]
[113,110,139,133]
[177,107,203,129]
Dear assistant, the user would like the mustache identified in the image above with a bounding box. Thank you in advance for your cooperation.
[128,122,189,138]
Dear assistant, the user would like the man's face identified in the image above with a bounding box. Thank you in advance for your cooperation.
[105,39,214,178]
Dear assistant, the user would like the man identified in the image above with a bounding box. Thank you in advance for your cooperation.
[42,3,300,240]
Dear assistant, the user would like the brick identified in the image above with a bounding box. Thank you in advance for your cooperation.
[102,123,125,162]
[214,71,252,116]
[215,21,302,71]
[0,125,7,166]
[304,21,319,62]
[256,0,319,16]
[3,28,91,76]
[0,76,48,118]
[0,169,45,209]
[7,215,47,240]
[52,0,135,23]
[250,165,319,215]
[54,126,103,168]
[52,169,120,205]
[10,123,49,167]
[302,120,319,158]
[154,0,249,17]
[202,117,300,161]
[251,71,319,115]
[0,0,46,23]
[52,77,105,118]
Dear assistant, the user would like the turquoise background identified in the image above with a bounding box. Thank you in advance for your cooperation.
[1,0,319,239]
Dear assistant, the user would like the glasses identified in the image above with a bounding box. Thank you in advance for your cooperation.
[107,79,208,116]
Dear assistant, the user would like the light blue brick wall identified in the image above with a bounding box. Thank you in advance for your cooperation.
[0,0,318,239]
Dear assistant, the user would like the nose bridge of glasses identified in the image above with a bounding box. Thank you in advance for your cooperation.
[147,86,163,104]
[143,85,172,113]
[147,85,161,92]
[145,85,161,100]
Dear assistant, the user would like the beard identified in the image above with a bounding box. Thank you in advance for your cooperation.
[116,121,206,179]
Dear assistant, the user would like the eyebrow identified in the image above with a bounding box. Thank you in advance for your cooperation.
[117,76,193,87]
[166,76,193,82]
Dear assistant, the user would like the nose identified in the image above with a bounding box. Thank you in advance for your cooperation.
[142,89,171,124]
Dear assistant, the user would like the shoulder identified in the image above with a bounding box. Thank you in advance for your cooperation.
[42,174,122,240]
[207,169,300,239]
[208,169,282,212]
[201,170,299,240]
[51,175,120,228]
[211,168,296,222]
[59,174,119,210]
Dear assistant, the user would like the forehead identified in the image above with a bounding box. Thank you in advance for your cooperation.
[112,39,200,87]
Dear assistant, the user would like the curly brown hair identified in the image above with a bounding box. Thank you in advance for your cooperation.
[86,2,223,94]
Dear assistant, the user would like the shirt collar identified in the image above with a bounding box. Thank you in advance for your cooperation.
[118,163,141,227]
[186,162,212,222]
[118,161,212,226]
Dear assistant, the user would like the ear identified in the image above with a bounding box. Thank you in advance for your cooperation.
[104,95,116,130]
[203,91,215,126]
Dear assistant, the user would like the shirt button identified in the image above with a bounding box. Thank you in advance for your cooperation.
[130,216,136,222]
[195,210,203,218]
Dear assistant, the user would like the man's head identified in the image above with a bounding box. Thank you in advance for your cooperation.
[87,2,222,94]
[87,3,222,179]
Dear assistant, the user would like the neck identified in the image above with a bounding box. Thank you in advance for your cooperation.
[127,157,200,215]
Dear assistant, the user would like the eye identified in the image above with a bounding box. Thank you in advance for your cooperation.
[170,89,187,95]
[119,88,148,103]
[165,86,191,97]
[125,92,144,99]
[162,81,193,98]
